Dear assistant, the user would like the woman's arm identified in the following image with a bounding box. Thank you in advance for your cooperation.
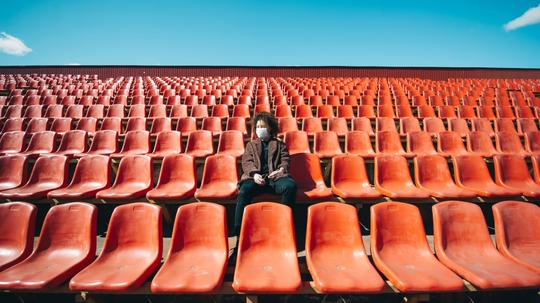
[278,141,290,173]
[242,142,259,177]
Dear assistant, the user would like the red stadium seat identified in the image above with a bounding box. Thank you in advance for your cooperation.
[191,104,209,119]
[306,202,385,293]
[49,117,72,135]
[96,155,153,202]
[233,202,301,293]
[423,117,446,134]
[146,154,196,202]
[48,155,111,201]
[124,117,147,133]
[149,117,172,135]
[52,130,87,156]
[75,117,97,135]
[0,202,36,272]
[25,117,48,135]
[148,104,167,118]
[448,118,470,137]
[374,155,430,199]
[376,117,397,133]
[44,105,63,118]
[1,118,24,133]
[65,104,83,119]
[0,202,97,289]
[86,105,104,119]
[437,131,468,156]
[76,130,118,157]
[517,118,538,133]
[313,131,342,158]
[331,155,381,199]
[151,202,228,293]
[337,105,355,119]
[176,117,197,135]
[376,131,410,156]
[472,118,495,136]
[525,131,540,154]
[466,131,498,157]
[70,203,161,291]
[106,104,125,118]
[217,130,245,158]
[316,105,334,119]
[495,118,518,133]
[0,155,29,191]
[0,131,25,154]
[275,104,293,118]
[495,131,527,155]
[20,131,56,156]
[400,117,421,135]
[414,155,476,199]
[432,201,540,289]
[289,153,332,201]
[194,154,238,199]
[370,202,463,292]
[226,117,248,136]
[23,105,43,119]
[357,105,376,118]
[201,117,222,136]
[344,131,375,157]
[352,117,375,135]
[493,154,540,197]
[452,155,521,198]
[0,155,68,200]
[278,117,299,136]
[407,131,437,156]
[492,201,540,273]
[169,104,188,118]
[284,131,311,154]
[302,117,324,136]
[185,130,214,158]
[111,130,150,158]
[327,117,348,136]
[148,130,181,158]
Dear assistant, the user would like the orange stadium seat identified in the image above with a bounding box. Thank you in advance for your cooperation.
[0,202,36,272]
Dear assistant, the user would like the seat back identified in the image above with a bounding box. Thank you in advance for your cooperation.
[70,155,111,187]
[114,155,153,187]
[26,155,68,186]
[290,153,325,189]
[156,154,196,187]
[200,154,238,185]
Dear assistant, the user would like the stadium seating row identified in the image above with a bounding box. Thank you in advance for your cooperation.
[1,153,540,202]
[0,200,538,293]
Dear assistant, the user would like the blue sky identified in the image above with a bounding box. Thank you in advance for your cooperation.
[1,0,540,67]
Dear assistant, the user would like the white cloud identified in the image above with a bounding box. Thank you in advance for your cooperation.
[0,32,32,56]
[504,3,540,31]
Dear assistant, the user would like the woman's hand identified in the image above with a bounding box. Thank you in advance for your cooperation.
[253,173,266,185]
[268,167,284,179]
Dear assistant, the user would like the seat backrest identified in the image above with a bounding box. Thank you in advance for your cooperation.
[466,131,496,154]
[424,117,446,133]
[345,131,374,154]
[75,117,97,133]
[157,154,196,186]
[57,130,87,152]
[176,117,197,133]
[100,117,122,133]
[71,155,111,187]
[101,203,161,256]
[185,130,214,153]
[284,131,310,154]
[376,131,404,153]
[200,154,238,184]
[407,131,436,154]
[438,131,466,153]
[314,131,342,153]
[88,130,118,153]
[120,130,150,152]
[290,153,325,189]
[170,202,227,252]
[0,154,29,186]
[414,155,454,185]
[493,154,533,184]
[352,117,374,134]
[35,202,96,257]
[331,154,370,185]
[307,202,365,251]
[400,117,421,134]
[114,155,153,186]
[492,201,540,256]
[27,155,68,186]
[25,131,56,152]
[376,117,397,132]
[0,202,36,262]
[452,154,493,184]
[150,117,172,134]
[0,131,25,153]
[302,117,323,133]
[375,155,412,184]
[217,130,244,153]
[496,131,524,153]
[125,117,147,132]
[152,131,181,153]
[370,202,431,252]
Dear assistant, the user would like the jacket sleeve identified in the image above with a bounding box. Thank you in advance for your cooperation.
[242,142,259,177]
[278,141,290,173]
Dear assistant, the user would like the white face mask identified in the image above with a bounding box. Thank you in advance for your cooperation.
[256,127,270,141]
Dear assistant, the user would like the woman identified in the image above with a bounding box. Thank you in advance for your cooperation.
[234,111,297,235]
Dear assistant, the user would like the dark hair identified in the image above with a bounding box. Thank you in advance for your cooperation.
[252,111,278,138]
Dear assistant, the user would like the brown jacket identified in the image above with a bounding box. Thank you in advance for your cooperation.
[240,137,290,183]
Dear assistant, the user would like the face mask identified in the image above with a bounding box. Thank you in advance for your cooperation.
[256,127,270,140]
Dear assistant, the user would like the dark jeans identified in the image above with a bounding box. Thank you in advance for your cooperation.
[234,176,297,235]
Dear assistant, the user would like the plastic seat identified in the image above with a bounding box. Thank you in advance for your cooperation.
[49,117,72,134]
[376,117,397,132]
[124,117,147,133]
[448,118,470,137]
[407,131,437,156]
[169,104,188,118]
[0,202,36,272]
[232,202,301,293]
[111,130,150,158]
[337,105,355,119]
[459,105,477,119]
[149,117,172,135]
[25,117,48,135]
[1,118,24,132]
[289,153,332,201]
[278,117,299,136]
[75,117,97,135]
[86,105,104,119]
[437,131,468,156]
[0,202,96,289]
[48,155,111,201]
[185,130,214,158]
[432,201,540,289]
[370,202,463,292]
[76,130,118,157]
[316,105,335,119]
[146,154,196,202]
[313,131,342,158]
[417,105,436,118]
[377,105,395,118]
[44,105,63,118]
[302,117,324,136]
[211,104,230,118]
[148,104,167,118]
[424,117,446,134]
[399,117,421,135]
[438,106,457,118]
[495,119,518,133]
[414,155,476,198]
[492,201,540,273]
[217,130,245,157]
[99,117,123,133]
[191,104,209,119]
[194,154,238,199]
[151,202,227,293]
[70,203,161,291]
[306,202,385,293]
[344,131,375,157]
[327,117,348,136]
[376,131,410,156]
[20,131,56,156]
[0,131,25,154]
[472,118,495,136]
[96,155,153,202]
[524,131,540,154]
[478,106,496,119]
[331,155,381,199]
[283,131,310,154]
[493,154,540,197]
[52,130,87,156]
[357,105,376,118]
[0,155,29,192]
[106,104,125,118]
[466,131,498,157]
[518,118,538,133]
[65,105,83,119]
[201,117,222,136]
[176,117,197,135]
[352,117,375,136]
[22,105,43,119]
[452,155,522,197]
[232,104,251,119]
[497,106,516,119]
[226,117,248,136]
[374,155,430,199]
[396,104,414,118]
[148,130,181,158]
[496,131,527,155]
